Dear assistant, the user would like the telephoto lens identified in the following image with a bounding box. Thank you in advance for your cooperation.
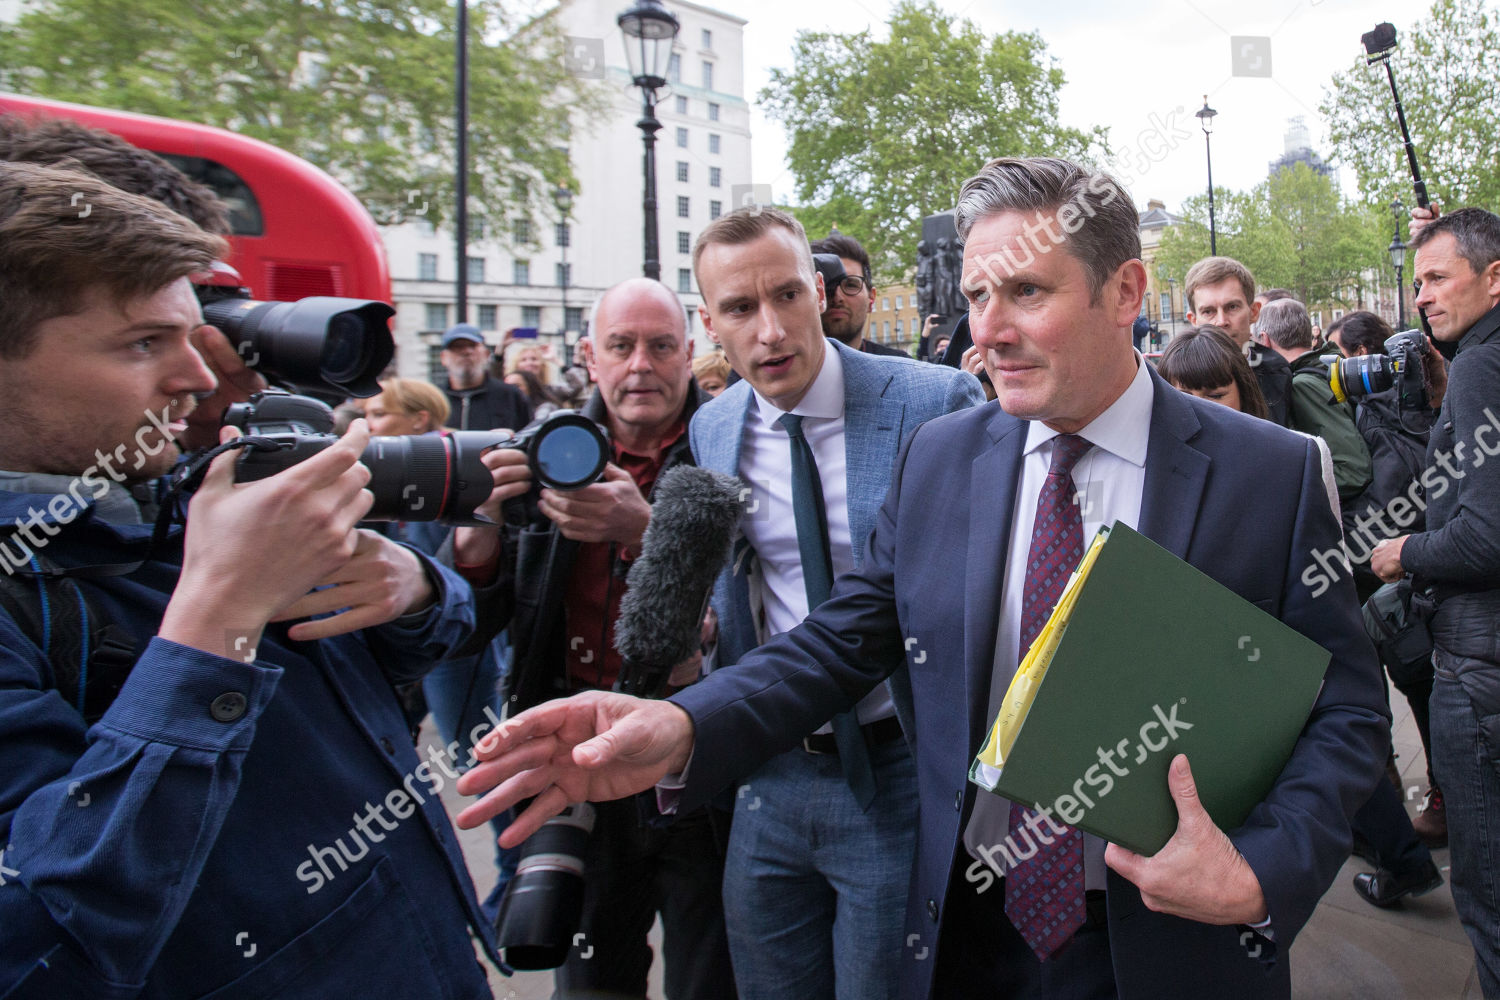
[494,803,597,969]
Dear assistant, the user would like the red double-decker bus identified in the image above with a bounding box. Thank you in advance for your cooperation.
[0,92,391,304]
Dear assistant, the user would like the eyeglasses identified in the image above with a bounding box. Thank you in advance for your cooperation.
[831,274,871,298]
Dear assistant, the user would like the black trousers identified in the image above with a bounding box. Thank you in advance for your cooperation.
[555,798,736,1000]
[932,859,1116,1000]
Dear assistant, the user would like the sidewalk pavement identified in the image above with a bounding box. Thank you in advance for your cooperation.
[434,676,1482,999]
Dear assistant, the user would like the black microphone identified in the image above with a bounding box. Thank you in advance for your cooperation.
[614,465,744,698]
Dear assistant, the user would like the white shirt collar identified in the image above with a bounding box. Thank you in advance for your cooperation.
[1022,352,1154,468]
[750,338,846,428]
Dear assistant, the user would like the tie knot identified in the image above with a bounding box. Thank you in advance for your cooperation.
[1048,434,1092,477]
[778,413,806,439]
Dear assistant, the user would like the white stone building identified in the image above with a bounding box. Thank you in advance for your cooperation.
[383,0,753,379]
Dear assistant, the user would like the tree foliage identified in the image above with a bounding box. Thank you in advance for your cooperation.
[0,0,599,236]
[1156,164,1387,309]
[760,1,1106,276]
[1321,0,1500,212]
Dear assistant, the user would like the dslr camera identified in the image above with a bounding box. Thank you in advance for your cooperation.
[224,391,610,523]
[1325,329,1431,413]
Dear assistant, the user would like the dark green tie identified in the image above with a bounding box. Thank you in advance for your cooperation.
[778,413,878,809]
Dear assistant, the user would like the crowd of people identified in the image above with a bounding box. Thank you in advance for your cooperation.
[0,112,1497,1000]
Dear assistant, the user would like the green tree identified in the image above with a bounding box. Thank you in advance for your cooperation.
[760,0,1106,276]
[0,0,597,237]
[1156,164,1386,309]
[1322,0,1500,212]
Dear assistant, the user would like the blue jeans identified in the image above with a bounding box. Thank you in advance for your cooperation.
[1432,669,1500,996]
[722,738,917,1000]
[422,640,517,924]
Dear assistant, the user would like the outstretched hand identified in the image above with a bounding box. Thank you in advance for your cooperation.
[455,691,695,847]
[1105,754,1268,925]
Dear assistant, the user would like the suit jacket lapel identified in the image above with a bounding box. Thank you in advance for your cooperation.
[696,382,753,477]
[1137,368,1209,561]
[965,409,1026,754]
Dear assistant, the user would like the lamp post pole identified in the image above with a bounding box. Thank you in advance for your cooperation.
[455,0,469,322]
[1390,196,1408,329]
[619,0,680,282]
[1196,96,1218,257]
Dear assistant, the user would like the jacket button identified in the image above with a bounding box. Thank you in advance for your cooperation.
[927,899,939,921]
[955,790,963,812]
[380,737,396,755]
[209,692,247,722]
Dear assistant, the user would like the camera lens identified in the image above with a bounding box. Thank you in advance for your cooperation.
[1328,354,1394,403]
[321,312,366,384]
[529,413,609,491]
[496,803,596,969]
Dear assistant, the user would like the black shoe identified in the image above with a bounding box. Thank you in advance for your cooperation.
[1352,860,1444,908]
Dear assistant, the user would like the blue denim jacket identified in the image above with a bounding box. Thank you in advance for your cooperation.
[0,483,498,998]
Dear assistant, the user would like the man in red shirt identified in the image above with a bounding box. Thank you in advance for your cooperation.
[452,277,732,999]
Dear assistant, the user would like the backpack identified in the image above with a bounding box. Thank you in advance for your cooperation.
[0,547,140,724]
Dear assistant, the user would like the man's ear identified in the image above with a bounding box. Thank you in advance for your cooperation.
[815,271,828,314]
[1483,259,1500,300]
[1248,299,1262,325]
[698,304,718,344]
[578,337,597,379]
[1185,310,1197,325]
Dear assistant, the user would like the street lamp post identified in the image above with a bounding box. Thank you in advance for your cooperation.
[1167,277,1179,337]
[1389,196,1408,329]
[1196,96,1218,256]
[555,184,574,361]
[618,0,680,282]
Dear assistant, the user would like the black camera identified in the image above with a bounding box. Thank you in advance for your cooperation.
[1326,329,1431,412]
[1362,22,1398,64]
[222,391,610,523]
[193,263,394,399]
[495,803,597,969]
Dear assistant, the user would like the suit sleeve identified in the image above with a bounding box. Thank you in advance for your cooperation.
[946,370,986,413]
[1230,436,1388,945]
[667,419,919,811]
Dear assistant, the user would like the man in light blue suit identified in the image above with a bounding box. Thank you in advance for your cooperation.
[688,206,982,999]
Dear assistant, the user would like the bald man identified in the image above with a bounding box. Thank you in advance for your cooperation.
[452,277,735,998]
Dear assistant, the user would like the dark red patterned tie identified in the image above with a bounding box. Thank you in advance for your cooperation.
[1004,432,1093,960]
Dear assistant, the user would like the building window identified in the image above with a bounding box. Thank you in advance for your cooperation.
[513,218,532,244]
[678,268,693,293]
[522,306,541,328]
[709,200,722,219]
[708,102,720,121]
[882,296,889,310]
[565,306,583,332]
[418,252,438,281]
[556,262,571,287]
[1310,310,1323,328]
[895,319,904,338]
[477,304,498,330]
[702,61,713,90]
[675,95,688,114]
[1159,291,1171,320]
[883,321,890,339]
[678,230,691,254]
[677,196,690,218]
[424,303,448,331]
[513,260,530,285]
[701,28,712,49]
[676,161,689,182]
[555,222,570,248]
[466,256,486,284]
[896,295,903,309]
[709,166,721,188]
[668,53,681,83]
[708,133,721,154]
[470,215,487,241]
[676,127,688,148]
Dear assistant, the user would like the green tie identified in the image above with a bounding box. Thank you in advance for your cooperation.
[778,413,877,809]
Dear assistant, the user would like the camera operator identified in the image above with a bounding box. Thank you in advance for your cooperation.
[1371,208,1500,995]
[451,277,734,998]
[0,163,497,997]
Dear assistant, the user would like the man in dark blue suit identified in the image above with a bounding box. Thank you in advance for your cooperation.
[458,157,1389,999]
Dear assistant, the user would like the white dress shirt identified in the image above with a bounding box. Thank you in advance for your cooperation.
[738,342,896,729]
[963,354,1155,890]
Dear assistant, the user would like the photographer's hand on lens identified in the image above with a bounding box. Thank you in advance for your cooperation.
[159,420,375,658]
[181,325,269,452]
[270,528,434,640]
[538,463,651,547]
[1371,535,1409,582]
[454,690,695,848]
[1104,754,1269,926]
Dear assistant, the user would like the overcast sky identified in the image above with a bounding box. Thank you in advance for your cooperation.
[719,0,1435,212]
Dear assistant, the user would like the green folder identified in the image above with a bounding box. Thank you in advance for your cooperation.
[969,522,1330,856]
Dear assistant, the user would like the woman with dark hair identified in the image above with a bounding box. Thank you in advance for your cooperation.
[1159,325,1337,514]
[504,367,569,423]
[1156,325,1270,419]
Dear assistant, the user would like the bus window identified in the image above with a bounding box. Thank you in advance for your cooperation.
[157,153,264,236]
